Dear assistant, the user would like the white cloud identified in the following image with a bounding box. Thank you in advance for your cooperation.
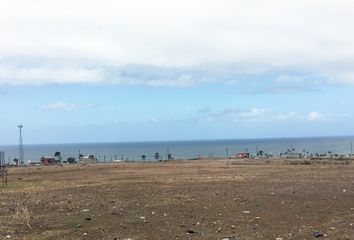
[304,111,350,122]
[149,118,161,124]
[226,108,299,122]
[233,86,321,95]
[199,108,299,122]
[43,101,94,111]
[198,108,348,123]
[0,66,104,85]
[1,0,354,86]
[327,72,354,85]
[306,111,326,122]
[276,75,305,83]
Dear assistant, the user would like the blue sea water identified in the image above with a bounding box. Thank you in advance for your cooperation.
[0,136,353,164]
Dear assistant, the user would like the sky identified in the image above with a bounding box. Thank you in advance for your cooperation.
[1,0,354,144]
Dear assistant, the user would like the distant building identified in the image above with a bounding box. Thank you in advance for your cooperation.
[80,155,97,164]
[40,157,57,166]
[235,152,250,159]
[28,160,42,166]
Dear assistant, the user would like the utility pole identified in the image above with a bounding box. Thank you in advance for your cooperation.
[18,125,24,166]
[351,142,353,157]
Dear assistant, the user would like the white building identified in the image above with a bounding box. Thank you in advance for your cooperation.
[79,155,97,164]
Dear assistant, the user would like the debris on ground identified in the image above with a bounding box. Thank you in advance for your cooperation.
[314,231,324,237]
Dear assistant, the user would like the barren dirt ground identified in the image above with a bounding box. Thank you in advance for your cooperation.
[1,159,354,240]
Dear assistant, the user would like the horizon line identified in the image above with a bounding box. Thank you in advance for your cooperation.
[1,134,354,147]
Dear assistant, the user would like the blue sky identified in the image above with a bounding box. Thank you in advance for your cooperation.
[1,0,354,144]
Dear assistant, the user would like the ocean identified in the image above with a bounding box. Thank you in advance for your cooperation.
[0,136,353,164]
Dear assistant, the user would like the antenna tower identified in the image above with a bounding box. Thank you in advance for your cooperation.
[18,125,24,166]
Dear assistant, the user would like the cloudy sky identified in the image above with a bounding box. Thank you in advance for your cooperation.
[1,0,354,144]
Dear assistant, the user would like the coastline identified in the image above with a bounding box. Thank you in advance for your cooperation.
[1,135,354,164]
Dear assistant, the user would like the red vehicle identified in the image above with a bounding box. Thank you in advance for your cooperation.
[40,157,57,166]
[235,152,250,159]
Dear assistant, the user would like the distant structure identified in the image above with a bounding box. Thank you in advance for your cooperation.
[0,151,7,187]
[235,152,250,159]
[0,151,5,169]
[40,156,57,166]
[80,155,97,164]
[18,125,24,166]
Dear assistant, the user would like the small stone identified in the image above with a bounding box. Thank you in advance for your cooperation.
[222,237,235,240]
[6,235,11,239]
[140,216,146,220]
[242,210,251,214]
[314,231,324,237]
[83,233,87,236]
[82,209,90,212]
[187,229,197,234]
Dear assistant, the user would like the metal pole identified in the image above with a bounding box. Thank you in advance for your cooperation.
[18,125,24,166]
[351,142,353,156]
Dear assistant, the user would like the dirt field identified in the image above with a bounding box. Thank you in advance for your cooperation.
[1,159,354,240]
